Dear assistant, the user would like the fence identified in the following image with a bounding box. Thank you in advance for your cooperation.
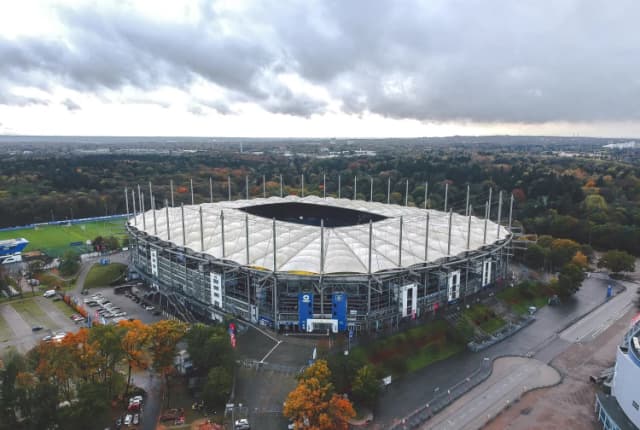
[389,357,493,430]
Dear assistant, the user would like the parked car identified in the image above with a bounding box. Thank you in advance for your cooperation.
[145,306,155,311]
[132,413,140,425]
[32,326,44,332]
[124,414,132,426]
[235,418,250,430]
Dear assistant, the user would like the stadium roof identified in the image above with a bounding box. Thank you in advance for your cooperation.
[130,196,509,275]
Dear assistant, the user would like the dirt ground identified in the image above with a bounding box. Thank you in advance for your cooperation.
[483,306,636,430]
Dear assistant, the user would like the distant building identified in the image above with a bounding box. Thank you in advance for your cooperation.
[595,314,640,430]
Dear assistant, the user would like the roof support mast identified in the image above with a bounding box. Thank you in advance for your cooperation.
[483,201,489,244]
[280,174,283,198]
[405,180,409,206]
[508,193,514,231]
[387,177,391,204]
[164,200,170,241]
[262,175,266,198]
[496,190,503,239]
[424,181,428,209]
[444,182,449,212]
[131,189,137,226]
[370,177,373,202]
[245,176,249,200]
[180,203,186,246]
[140,191,146,230]
[398,216,403,266]
[467,205,473,250]
[301,174,305,197]
[227,176,231,201]
[323,173,326,199]
[190,178,194,205]
[209,177,213,203]
[245,214,250,265]
[170,179,175,207]
[124,187,130,218]
[447,209,453,255]
[199,206,204,252]
[320,219,325,274]
[220,211,226,258]
[465,184,470,216]
[338,175,341,199]
[150,183,157,235]
[424,212,430,261]
[353,176,357,200]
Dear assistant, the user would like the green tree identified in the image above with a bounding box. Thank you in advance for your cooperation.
[598,250,636,274]
[524,244,546,269]
[59,250,80,276]
[351,365,380,409]
[555,263,585,299]
[202,366,233,408]
[148,320,188,407]
[186,323,234,374]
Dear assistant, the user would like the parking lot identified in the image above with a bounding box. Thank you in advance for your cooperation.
[78,285,164,326]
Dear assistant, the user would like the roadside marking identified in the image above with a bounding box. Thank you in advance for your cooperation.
[260,340,283,363]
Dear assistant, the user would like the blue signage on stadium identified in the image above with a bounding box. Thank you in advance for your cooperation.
[298,292,313,331]
[332,293,347,331]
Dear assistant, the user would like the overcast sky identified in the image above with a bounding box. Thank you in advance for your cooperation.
[1,0,639,137]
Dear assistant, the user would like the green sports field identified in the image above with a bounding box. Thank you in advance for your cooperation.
[0,218,127,257]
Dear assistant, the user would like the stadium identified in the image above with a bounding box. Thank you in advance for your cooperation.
[127,194,513,333]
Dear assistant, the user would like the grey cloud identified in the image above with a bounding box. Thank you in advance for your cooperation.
[1,1,640,123]
[62,98,80,111]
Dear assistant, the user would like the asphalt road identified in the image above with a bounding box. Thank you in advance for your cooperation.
[423,357,561,430]
[373,271,624,428]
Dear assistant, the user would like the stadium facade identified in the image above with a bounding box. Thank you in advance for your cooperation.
[595,315,640,430]
[126,194,513,333]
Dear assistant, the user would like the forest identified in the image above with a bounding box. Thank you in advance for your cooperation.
[1,144,639,255]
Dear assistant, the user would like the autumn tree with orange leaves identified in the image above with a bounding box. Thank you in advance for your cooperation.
[283,359,355,430]
[119,319,151,399]
[148,319,188,407]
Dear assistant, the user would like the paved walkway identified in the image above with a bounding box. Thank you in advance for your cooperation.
[422,357,560,430]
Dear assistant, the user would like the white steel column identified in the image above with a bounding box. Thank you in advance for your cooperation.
[280,174,283,197]
[465,184,470,216]
[444,182,449,212]
[141,191,146,230]
[338,175,341,199]
[323,173,326,199]
[164,200,170,240]
[227,176,231,201]
[124,186,130,218]
[220,210,226,258]
[405,180,409,206]
[245,213,250,264]
[209,177,213,203]
[370,177,373,202]
[387,177,391,204]
[131,189,137,226]
[447,209,453,255]
[496,190,503,239]
[424,181,428,209]
[508,193,514,231]
[467,205,473,250]
[245,176,249,200]
[170,179,175,207]
[483,201,489,244]
[180,203,186,246]
[353,176,357,200]
[190,178,194,205]
[199,206,204,252]
[301,174,305,197]
[424,212,430,261]
[262,175,266,198]
[398,216,403,266]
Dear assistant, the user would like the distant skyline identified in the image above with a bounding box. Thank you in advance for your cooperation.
[1,1,640,138]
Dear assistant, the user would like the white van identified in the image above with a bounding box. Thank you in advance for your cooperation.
[43,290,56,298]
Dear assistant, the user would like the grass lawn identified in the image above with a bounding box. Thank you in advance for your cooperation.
[35,272,74,291]
[52,298,76,318]
[353,320,465,377]
[0,218,127,257]
[498,280,552,315]
[462,304,506,334]
[84,263,128,289]
[0,310,12,342]
[11,298,57,329]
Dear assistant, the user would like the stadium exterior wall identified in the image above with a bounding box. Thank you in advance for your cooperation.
[127,214,512,333]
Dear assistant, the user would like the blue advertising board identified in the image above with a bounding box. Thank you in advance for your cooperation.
[298,292,313,331]
[332,293,347,331]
